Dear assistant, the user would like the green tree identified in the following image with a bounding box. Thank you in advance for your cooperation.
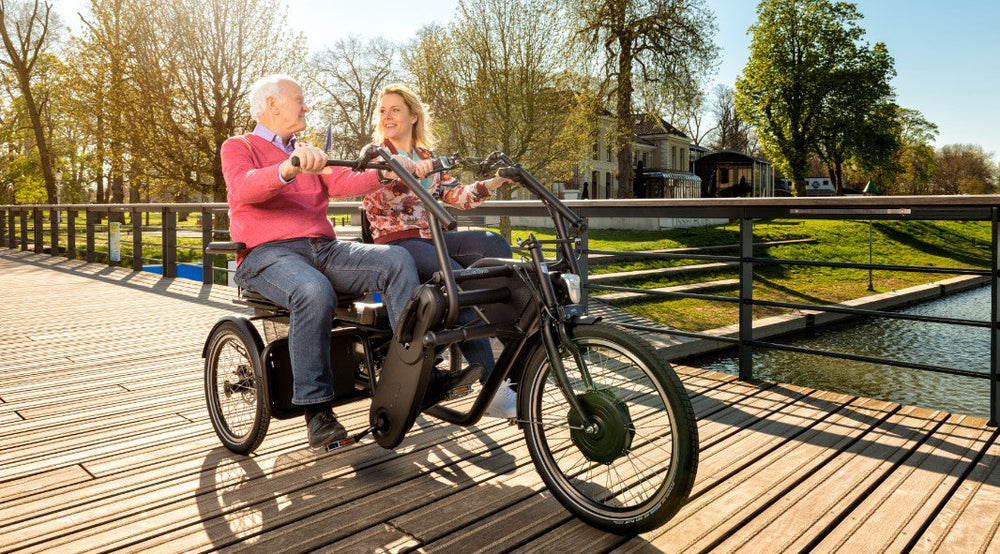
[308,35,401,159]
[0,0,60,203]
[72,0,136,205]
[815,41,896,193]
[707,84,756,154]
[568,0,717,197]
[932,144,997,195]
[885,107,937,195]
[408,0,593,186]
[407,0,596,239]
[736,0,891,196]
[66,0,305,204]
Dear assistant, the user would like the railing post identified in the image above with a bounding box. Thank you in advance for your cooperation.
[33,208,44,254]
[162,207,177,278]
[86,208,96,263]
[6,208,14,248]
[131,207,143,271]
[579,218,589,311]
[201,207,214,284]
[738,210,754,381]
[19,208,28,250]
[67,209,77,259]
[49,207,60,256]
[991,207,999,426]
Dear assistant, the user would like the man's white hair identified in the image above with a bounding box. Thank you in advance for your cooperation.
[248,74,297,121]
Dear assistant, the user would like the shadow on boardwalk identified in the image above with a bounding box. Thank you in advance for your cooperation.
[2,249,999,553]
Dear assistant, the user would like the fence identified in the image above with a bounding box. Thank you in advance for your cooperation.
[2,196,999,423]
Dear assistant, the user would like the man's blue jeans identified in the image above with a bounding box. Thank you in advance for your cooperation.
[234,238,419,405]
[392,231,513,380]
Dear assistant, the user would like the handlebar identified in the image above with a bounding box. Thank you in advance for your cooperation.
[290,147,458,230]
[289,154,455,177]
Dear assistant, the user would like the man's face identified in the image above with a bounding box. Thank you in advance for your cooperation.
[262,80,308,137]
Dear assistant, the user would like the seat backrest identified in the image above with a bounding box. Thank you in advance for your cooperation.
[359,209,374,244]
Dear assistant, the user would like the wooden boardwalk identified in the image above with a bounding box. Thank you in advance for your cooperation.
[1,249,999,553]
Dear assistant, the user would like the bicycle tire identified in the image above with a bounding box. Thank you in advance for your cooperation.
[205,319,270,454]
[519,322,698,533]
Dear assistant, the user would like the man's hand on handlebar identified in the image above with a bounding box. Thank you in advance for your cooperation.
[281,144,333,179]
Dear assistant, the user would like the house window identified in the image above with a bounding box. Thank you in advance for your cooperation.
[605,172,613,198]
[592,140,599,161]
[720,168,729,184]
[606,143,613,162]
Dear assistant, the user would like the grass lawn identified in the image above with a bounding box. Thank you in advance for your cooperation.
[506,219,992,332]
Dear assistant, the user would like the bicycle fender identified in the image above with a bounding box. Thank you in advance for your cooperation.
[201,316,263,358]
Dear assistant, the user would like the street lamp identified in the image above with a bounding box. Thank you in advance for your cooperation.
[864,180,879,291]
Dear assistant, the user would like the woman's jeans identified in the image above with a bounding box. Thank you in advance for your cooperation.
[392,231,513,381]
[234,238,419,405]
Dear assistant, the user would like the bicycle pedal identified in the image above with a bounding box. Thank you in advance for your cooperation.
[324,436,358,451]
[444,384,474,400]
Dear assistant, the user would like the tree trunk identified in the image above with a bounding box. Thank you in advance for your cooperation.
[615,33,634,198]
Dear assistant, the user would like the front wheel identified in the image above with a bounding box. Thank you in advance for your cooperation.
[519,322,698,534]
[205,319,269,454]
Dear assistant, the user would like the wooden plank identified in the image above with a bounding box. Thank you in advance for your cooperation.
[508,519,628,553]
[914,432,1000,553]
[1,410,518,552]
[813,413,995,553]
[708,404,948,552]
[0,465,93,504]
[618,393,895,552]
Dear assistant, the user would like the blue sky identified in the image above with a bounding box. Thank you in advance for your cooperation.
[57,0,999,159]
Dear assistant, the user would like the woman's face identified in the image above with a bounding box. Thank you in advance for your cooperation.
[379,92,417,147]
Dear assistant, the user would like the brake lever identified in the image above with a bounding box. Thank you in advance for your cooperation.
[355,144,383,172]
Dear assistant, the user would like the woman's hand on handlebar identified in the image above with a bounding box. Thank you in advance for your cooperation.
[484,174,511,192]
[281,144,332,179]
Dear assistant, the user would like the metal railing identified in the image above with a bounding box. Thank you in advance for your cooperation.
[2,195,999,424]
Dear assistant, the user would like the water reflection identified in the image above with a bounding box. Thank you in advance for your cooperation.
[696,286,992,419]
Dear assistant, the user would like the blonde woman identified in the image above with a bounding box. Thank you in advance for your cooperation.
[363,84,516,418]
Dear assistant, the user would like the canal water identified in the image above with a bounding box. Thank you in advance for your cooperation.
[695,285,994,420]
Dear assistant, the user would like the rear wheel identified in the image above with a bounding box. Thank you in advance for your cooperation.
[519,322,697,534]
[205,320,269,454]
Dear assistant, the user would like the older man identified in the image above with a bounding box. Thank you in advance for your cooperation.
[220,74,424,449]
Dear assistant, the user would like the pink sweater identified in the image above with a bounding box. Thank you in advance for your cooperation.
[221,134,383,261]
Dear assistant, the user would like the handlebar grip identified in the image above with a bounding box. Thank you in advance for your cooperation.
[497,167,521,180]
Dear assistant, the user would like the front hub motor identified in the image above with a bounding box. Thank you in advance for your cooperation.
[567,389,635,464]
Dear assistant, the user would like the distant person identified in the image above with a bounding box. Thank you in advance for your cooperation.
[633,161,646,198]
[221,74,430,450]
[737,175,749,197]
[581,181,590,199]
[364,83,516,419]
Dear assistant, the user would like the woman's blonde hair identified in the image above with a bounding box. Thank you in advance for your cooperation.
[373,84,436,151]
